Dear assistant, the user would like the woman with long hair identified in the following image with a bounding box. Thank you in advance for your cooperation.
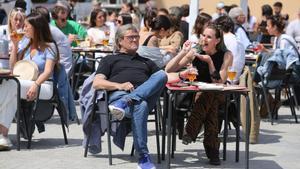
[0,12,59,150]
[190,12,212,44]
[87,8,112,45]
[256,4,273,43]
[166,24,233,165]
[137,15,173,67]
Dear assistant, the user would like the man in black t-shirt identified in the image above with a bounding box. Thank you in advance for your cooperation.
[93,24,183,169]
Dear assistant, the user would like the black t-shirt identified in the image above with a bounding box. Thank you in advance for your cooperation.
[96,53,160,88]
[192,50,226,83]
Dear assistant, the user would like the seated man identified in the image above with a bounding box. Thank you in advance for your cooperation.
[92,24,183,169]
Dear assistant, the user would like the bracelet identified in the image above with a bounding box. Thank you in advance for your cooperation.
[178,72,184,81]
[34,81,40,87]
[210,70,221,80]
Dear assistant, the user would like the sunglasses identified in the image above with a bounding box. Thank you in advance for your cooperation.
[117,20,122,24]
[13,7,25,13]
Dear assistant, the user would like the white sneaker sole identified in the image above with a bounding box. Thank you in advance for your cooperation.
[108,105,125,120]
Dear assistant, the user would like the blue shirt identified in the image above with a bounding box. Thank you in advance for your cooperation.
[18,38,57,74]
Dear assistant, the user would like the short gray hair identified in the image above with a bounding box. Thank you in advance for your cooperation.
[228,7,244,22]
[114,24,138,51]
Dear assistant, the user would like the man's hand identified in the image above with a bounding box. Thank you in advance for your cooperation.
[117,82,134,92]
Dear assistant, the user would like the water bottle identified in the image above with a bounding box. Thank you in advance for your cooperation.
[0,29,9,58]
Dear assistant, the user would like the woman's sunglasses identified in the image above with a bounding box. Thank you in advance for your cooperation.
[13,7,25,13]
[117,20,122,24]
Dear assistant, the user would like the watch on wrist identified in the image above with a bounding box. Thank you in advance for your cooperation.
[178,72,185,81]
[211,70,221,80]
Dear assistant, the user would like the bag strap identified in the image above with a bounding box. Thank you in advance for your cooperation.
[281,37,300,60]
[142,35,154,46]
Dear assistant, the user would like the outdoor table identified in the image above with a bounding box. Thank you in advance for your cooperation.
[161,83,251,169]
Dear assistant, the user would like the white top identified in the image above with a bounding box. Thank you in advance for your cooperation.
[87,25,113,44]
[235,27,251,49]
[224,32,245,83]
[273,34,298,52]
[244,16,257,32]
[286,19,300,51]
[49,24,73,76]
[0,25,10,69]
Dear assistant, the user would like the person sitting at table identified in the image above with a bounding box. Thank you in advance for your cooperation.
[228,7,251,49]
[165,24,233,165]
[0,7,26,69]
[50,1,87,47]
[87,8,113,46]
[159,9,184,55]
[214,15,245,84]
[34,6,73,78]
[116,13,133,27]
[0,12,59,150]
[92,24,184,169]
[137,15,175,68]
[256,15,299,118]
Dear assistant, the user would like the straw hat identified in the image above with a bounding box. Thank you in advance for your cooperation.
[13,60,39,80]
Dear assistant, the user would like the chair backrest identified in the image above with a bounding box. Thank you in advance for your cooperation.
[267,64,292,81]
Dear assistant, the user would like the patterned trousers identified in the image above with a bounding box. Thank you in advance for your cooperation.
[185,92,225,149]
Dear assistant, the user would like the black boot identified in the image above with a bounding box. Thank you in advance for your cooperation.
[204,146,211,159]
[209,148,221,165]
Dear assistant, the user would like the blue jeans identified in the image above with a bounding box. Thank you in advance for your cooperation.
[108,70,167,156]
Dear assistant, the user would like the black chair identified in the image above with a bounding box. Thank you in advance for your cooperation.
[84,89,161,165]
[219,93,241,162]
[17,80,68,149]
[257,63,298,125]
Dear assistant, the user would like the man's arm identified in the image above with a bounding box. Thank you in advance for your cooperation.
[93,74,134,91]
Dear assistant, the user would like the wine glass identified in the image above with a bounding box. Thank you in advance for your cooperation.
[227,66,237,85]
[252,41,262,55]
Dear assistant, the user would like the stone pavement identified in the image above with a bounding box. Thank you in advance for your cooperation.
[0,106,300,169]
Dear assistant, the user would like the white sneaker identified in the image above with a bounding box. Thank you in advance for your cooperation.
[0,134,12,150]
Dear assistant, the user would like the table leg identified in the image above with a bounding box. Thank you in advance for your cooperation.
[245,95,250,169]
[16,78,21,151]
[167,92,173,169]
[223,93,229,161]
[161,90,168,160]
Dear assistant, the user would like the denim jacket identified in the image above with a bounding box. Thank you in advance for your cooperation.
[80,73,131,153]
[53,65,77,121]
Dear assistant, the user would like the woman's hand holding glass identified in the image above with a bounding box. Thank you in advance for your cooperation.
[180,66,198,83]
[252,41,264,54]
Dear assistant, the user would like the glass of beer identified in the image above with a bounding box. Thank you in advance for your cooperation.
[187,66,198,83]
[12,29,25,41]
[227,66,237,85]
[75,36,84,47]
[102,38,109,46]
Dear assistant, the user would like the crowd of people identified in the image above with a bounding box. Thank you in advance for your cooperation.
[0,0,300,169]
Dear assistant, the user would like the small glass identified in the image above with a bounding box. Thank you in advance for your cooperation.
[102,30,110,46]
[252,41,262,55]
[227,66,237,85]
[75,36,84,47]
[12,29,25,41]
[186,66,198,83]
